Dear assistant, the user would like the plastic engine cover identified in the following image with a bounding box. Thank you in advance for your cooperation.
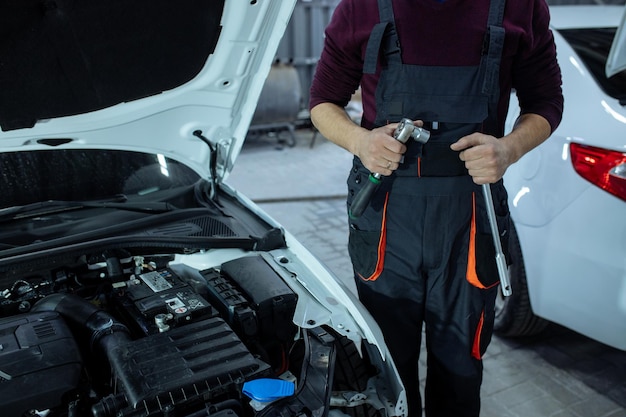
[0,311,82,416]
[107,316,272,410]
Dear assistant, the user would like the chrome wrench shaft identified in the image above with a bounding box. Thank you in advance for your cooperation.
[482,183,512,297]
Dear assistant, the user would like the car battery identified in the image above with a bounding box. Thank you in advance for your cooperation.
[121,268,214,332]
[202,255,297,344]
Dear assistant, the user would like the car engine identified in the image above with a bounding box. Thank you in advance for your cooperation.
[0,251,356,417]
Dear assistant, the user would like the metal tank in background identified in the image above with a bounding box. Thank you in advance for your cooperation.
[248,0,339,147]
[276,0,339,111]
[248,62,302,147]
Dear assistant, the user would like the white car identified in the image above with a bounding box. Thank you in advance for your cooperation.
[498,5,626,351]
[0,2,406,417]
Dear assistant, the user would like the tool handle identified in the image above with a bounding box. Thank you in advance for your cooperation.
[495,253,512,296]
[347,120,430,219]
[482,183,513,297]
[349,174,382,219]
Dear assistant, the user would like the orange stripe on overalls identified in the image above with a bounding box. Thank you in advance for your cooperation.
[466,192,486,288]
[358,192,389,281]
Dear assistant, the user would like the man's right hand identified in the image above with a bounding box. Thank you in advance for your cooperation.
[353,123,407,176]
[311,103,413,176]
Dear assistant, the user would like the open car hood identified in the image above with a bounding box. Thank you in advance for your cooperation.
[0,0,296,181]
[606,4,626,78]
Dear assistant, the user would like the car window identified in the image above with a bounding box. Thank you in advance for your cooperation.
[558,28,626,102]
[0,150,200,209]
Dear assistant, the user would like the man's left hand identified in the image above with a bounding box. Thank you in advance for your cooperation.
[450,133,513,185]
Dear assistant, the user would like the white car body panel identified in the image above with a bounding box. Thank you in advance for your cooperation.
[0,1,295,182]
[0,0,403,368]
[0,1,408,415]
[504,5,626,350]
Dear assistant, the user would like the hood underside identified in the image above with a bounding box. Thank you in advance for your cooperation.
[1,0,220,132]
[0,0,296,180]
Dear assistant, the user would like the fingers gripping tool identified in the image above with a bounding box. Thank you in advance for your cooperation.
[348,118,430,219]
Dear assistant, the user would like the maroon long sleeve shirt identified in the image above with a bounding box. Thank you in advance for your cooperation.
[309,0,564,134]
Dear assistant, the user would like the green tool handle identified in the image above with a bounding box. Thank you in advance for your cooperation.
[349,173,382,219]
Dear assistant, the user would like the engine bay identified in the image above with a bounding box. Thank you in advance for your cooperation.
[0,250,354,417]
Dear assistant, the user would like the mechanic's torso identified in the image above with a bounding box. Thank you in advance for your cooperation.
[366,0,505,176]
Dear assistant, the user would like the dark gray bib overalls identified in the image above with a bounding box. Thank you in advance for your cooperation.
[346,0,509,416]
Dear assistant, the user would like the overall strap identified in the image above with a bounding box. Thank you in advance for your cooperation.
[363,0,401,74]
[481,0,507,134]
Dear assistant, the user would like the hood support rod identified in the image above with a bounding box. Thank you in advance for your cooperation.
[193,130,219,202]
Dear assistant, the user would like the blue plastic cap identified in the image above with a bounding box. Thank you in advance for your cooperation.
[242,378,295,402]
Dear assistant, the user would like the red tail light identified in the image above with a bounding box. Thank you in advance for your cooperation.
[570,143,626,202]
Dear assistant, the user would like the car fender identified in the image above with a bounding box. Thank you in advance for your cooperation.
[504,27,626,228]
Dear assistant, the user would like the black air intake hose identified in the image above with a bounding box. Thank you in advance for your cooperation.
[32,293,131,356]
[33,294,134,416]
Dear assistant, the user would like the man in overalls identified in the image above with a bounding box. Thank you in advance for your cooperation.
[309,0,563,416]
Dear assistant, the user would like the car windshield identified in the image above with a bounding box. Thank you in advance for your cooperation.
[0,149,201,210]
[558,27,626,102]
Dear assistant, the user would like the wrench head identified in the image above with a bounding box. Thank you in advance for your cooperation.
[394,118,430,144]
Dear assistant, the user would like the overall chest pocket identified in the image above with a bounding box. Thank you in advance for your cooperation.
[376,64,489,125]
